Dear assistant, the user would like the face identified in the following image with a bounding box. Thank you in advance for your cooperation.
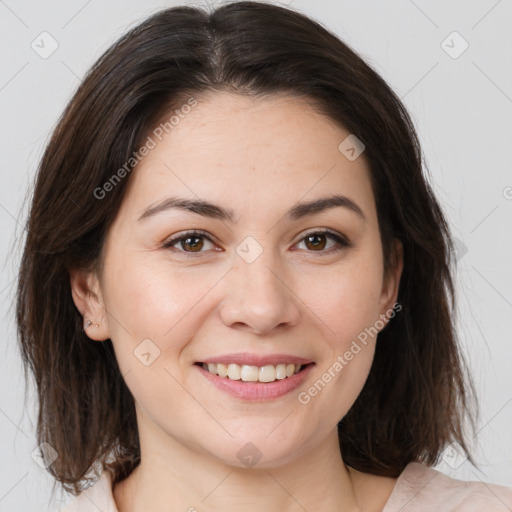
[71,91,402,469]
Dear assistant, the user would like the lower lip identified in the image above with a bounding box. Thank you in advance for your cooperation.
[196,363,315,401]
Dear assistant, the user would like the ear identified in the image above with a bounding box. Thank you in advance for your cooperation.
[378,238,404,325]
[69,267,110,341]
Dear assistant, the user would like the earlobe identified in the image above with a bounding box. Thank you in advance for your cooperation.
[379,239,404,321]
[69,268,110,341]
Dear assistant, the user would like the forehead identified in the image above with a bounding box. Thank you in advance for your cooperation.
[119,91,376,223]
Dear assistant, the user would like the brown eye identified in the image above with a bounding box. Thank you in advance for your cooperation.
[296,230,351,254]
[304,233,327,251]
[163,231,216,253]
[181,236,204,252]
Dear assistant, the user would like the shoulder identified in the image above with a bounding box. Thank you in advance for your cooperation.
[58,471,118,512]
[383,462,512,512]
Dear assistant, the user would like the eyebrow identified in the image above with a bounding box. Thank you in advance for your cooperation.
[137,194,365,223]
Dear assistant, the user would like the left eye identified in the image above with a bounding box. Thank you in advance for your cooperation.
[295,231,348,252]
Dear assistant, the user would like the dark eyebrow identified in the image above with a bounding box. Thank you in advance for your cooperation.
[137,194,365,223]
[288,194,365,222]
[138,197,235,222]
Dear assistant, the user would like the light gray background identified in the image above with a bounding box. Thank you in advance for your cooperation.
[1,0,511,510]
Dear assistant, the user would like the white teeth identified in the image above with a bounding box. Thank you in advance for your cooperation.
[217,363,228,377]
[241,365,259,382]
[259,365,275,383]
[275,364,287,380]
[227,363,241,380]
[201,362,304,382]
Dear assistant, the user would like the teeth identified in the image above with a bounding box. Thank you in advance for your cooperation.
[217,363,228,378]
[201,362,304,382]
[227,363,241,380]
[275,364,287,380]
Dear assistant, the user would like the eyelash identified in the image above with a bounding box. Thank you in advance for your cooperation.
[162,228,352,256]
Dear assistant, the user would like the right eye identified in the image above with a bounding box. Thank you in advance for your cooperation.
[162,230,218,254]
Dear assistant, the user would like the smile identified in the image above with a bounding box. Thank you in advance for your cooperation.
[201,362,304,383]
[195,362,315,401]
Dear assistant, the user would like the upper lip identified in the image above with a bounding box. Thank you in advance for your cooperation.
[198,353,314,367]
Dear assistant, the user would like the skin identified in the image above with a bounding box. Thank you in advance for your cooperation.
[70,91,403,511]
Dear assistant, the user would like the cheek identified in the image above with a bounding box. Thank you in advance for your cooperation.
[315,343,376,427]
[101,259,213,421]
[102,253,224,378]
[300,270,380,421]
[297,253,383,409]
[306,258,384,346]
[103,252,211,336]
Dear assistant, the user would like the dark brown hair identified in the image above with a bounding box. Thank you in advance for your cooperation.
[16,0,477,498]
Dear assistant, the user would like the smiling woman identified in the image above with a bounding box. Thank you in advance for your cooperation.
[15,2,512,512]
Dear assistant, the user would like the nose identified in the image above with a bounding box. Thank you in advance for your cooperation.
[219,251,300,335]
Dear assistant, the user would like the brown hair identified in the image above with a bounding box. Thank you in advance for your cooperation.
[16,1,477,497]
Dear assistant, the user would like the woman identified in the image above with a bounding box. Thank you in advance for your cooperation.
[16,2,512,511]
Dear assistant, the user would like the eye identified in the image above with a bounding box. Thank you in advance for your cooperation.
[162,230,217,254]
[295,229,351,254]
[162,228,351,256]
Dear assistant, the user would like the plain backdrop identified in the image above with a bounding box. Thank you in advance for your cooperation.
[1,0,511,510]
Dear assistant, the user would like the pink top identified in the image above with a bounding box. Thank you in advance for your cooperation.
[59,462,512,511]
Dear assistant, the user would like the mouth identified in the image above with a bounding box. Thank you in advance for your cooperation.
[195,361,313,383]
[194,361,315,401]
